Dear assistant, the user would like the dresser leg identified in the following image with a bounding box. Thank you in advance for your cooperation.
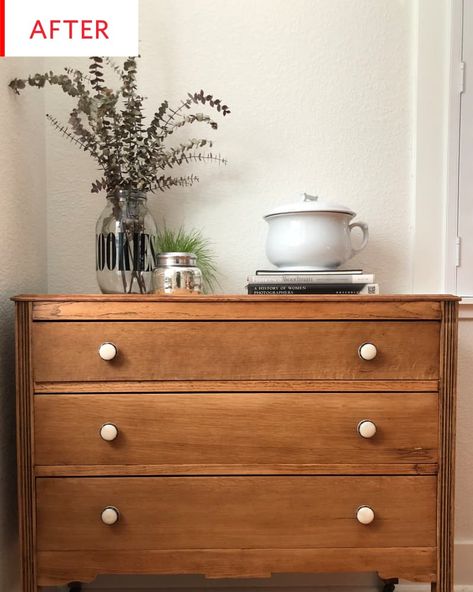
[68,583,82,592]
[382,579,398,592]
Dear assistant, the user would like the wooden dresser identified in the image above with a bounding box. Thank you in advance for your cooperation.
[13,294,459,592]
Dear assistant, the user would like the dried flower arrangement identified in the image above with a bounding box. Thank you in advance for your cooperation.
[9,56,230,195]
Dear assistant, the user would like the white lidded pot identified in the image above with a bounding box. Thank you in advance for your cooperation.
[264,193,369,270]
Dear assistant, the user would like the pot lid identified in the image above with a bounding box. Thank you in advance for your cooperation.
[264,193,356,218]
[156,252,197,267]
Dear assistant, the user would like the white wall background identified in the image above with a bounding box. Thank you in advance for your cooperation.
[2,0,472,590]
[45,0,414,295]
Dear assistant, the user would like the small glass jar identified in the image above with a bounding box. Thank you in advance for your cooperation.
[152,252,203,295]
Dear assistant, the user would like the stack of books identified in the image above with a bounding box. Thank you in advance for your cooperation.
[246,269,379,295]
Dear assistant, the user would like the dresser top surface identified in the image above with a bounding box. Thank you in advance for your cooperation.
[11,293,461,302]
[12,294,460,321]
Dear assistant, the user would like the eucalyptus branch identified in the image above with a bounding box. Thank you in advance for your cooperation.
[10,71,82,98]
[183,152,227,165]
[146,100,170,140]
[91,178,108,194]
[69,108,99,157]
[89,56,105,97]
[46,114,92,153]
[64,67,93,85]
[159,99,194,129]
[158,140,214,169]
[9,57,230,195]
[154,113,219,146]
[187,90,231,115]
[151,174,199,193]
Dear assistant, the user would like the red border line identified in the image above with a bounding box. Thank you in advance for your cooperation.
[0,0,5,57]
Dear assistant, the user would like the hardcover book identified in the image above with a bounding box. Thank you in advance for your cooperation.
[247,283,380,295]
[247,273,375,284]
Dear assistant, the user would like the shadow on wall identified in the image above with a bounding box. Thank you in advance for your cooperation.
[0,57,48,592]
[0,299,20,592]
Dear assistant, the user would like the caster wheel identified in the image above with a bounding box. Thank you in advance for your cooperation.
[68,583,82,592]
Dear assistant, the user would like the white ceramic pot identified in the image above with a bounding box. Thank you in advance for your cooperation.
[264,193,369,270]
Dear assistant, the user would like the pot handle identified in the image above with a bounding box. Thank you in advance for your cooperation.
[349,221,369,256]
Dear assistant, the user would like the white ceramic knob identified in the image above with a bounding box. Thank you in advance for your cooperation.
[358,343,377,361]
[356,506,375,525]
[98,342,117,361]
[357,420,377,439]
[101,506,119,525]
[100,423,118,441]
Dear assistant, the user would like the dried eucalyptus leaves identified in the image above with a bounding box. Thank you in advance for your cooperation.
[9,56,230,195]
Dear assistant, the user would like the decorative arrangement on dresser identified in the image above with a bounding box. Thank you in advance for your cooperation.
[14,294,458,592]
[153,226,218,294]
[252,193,375,294]
[264,193,369,270]
[153,252,203,295]
[9,57,230,294]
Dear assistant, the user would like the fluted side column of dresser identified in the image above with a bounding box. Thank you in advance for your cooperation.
[13,295,459,592]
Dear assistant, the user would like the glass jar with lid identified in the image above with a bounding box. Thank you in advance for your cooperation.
[152,252,203,295]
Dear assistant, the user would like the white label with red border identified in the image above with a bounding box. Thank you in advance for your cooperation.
[1,0,139,57]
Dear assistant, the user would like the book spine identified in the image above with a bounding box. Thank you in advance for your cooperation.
[247,283,379,295]
[255,269,362,275]
[247,274,374,284]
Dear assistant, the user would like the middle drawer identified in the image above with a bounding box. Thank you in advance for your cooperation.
[34,393,438,467]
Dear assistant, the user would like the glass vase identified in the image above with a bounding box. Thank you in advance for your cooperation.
[96,190,158,294]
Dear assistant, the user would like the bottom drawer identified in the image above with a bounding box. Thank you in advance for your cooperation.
[36,476,436,551]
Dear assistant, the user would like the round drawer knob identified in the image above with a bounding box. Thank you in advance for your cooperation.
[356,506,375,525]
[358,343,377,361]
[357,420,377,439]
[100,423,118,441]
[98,342,117,361]
[101,506,120,525]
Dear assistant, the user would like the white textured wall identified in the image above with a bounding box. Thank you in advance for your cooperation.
[0,58,47,592]
[45,0,413,294]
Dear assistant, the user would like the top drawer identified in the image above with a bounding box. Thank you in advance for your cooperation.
[32,320,439,383]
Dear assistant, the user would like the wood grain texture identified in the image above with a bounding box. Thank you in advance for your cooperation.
[36,476,437,551]
[34,463,439,477]
[34,379,440,394]
[15,302,37,592]
[25,295,448,320]
[32,320,440,383]
[436,300,459,591]
[13,294,460,301]
[37,547,437,585]
[34,393,439,467]
[13,295,459,589]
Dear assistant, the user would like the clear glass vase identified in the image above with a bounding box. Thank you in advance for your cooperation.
[96,190,158,294]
